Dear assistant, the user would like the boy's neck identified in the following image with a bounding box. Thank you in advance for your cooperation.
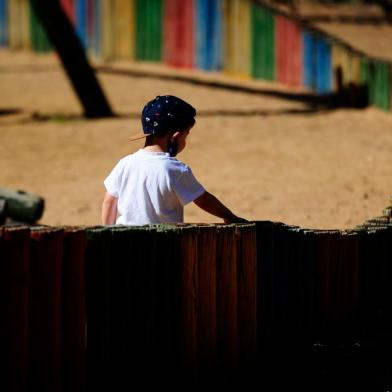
[143,145,166,153]
[144,135,170,153]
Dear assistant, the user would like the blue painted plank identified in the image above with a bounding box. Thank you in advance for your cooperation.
[89,0,101,55]
[303,31,316,90]
[75,0,88,48]
[195,0,222,71]
[0,0,8,47]
[196,0,208,69]
[315,37,332,94]
[210,0,223,70]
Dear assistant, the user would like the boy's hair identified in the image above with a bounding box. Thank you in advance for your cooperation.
[129,95,196,142]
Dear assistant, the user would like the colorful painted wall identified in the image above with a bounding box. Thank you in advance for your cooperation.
[0,0,390,111]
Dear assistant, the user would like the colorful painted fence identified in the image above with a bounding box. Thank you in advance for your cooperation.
[0,0,391,111]
[1,214,392,390]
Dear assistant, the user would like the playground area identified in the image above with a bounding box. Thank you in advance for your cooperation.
[0,46,391,229]
[1,3,392,391]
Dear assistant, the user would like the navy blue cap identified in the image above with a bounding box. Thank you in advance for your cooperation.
[129,95,196,141]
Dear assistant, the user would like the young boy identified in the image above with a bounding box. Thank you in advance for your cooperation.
[102,95,246,226]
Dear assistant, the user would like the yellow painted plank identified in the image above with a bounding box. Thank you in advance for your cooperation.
[223,0,251,77]
[238,0,251,77]
[101,0,115,59]
[222,0,234,73]
[332,43,352,89]
[113,0,135,59]
[9,0,30,49]
[350,53,362,85]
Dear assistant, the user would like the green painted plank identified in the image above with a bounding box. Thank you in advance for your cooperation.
[29,2,52,53]
[361,59,391,111]
[251,4,275,81]
[135,0,163,61]
[375,61,390,111]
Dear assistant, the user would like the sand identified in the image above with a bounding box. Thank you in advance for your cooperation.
[0,48,391,230]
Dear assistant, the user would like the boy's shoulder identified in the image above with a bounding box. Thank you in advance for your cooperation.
[117,150,190,172]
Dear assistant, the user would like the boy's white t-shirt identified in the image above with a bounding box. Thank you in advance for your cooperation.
[104,149,205,225]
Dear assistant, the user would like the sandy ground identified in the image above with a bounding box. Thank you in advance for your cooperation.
[0,48,391,230]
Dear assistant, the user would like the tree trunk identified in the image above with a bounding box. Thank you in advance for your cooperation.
[29,0,113,118]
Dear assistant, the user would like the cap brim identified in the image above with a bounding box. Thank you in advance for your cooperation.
[128,132,148,142]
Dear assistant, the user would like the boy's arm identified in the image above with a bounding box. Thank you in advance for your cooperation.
[193,191,247,223]
[101,192,118,225]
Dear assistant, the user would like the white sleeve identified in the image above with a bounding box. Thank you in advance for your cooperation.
[103,160,123,198]
[173,167,205,206]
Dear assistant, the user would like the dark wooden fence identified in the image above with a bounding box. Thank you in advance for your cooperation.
[0,216,392,391]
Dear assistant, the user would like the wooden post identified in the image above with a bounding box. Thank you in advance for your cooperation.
[236,223,257,376]
[273,223,290,346]
[287,226,305,345]
[84,227,112,391]
[29,227,64,392]
[302,230,316,344]
[62,227,87,392]
[178,226,199,384]
[0,226,30,392]
[339,231,360,341]
[216,224,238,379]
[196,225,217,382]
[254,221,275,351]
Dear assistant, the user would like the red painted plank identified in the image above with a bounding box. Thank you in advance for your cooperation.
[276,16,303,87]
[164,0,194,68]
[287,20,303,87]
[276,15,287,85]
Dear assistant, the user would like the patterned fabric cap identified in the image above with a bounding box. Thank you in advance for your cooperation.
[141,95,196,136]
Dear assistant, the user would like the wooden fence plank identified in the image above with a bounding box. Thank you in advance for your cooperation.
[251,4,275,81]
[9,0,30,50]
[236,224,257,375]
[196,225,217,382]
[85,226,112,390]
[135,0,163,61]
[195,0,222,71]
[62,227,87,392]
[29,227,64,392]
[113,0,134,59]
[273,223,290,346]
[0,226,30,392]
[216,225,238,377]
[0,0,8,47]
[255,221,275,350]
